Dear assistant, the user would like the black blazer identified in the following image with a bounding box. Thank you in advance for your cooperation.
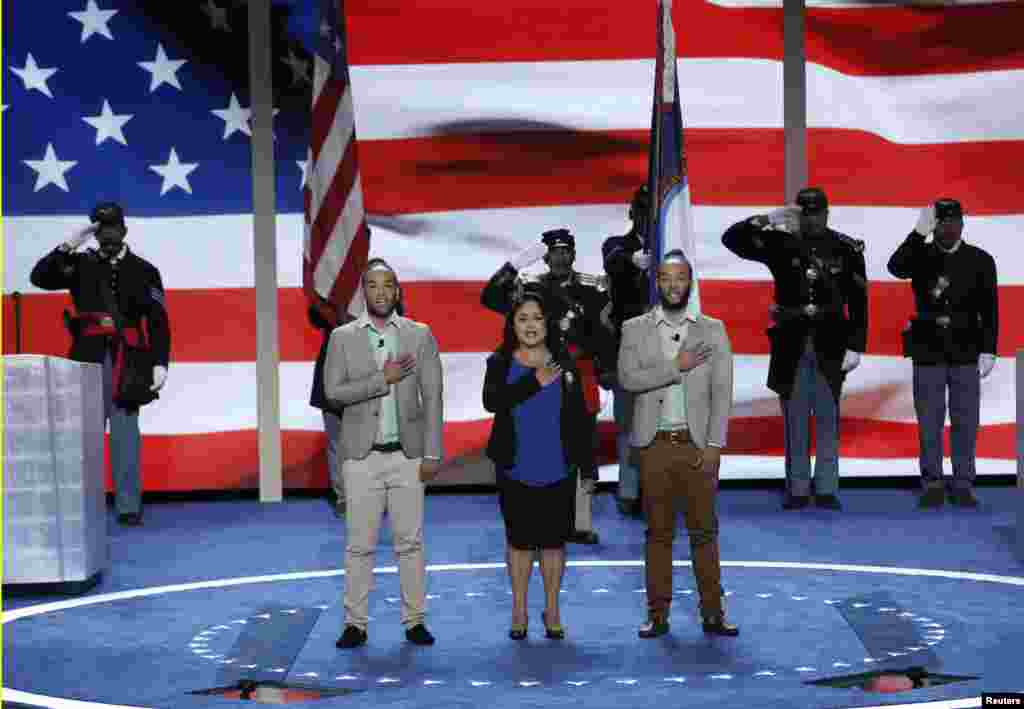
[722,218,868,401]
[483,351,596,479]
[30,246,171,367]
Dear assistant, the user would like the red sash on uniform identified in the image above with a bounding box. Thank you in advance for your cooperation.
[79,311,147,399]
[568,343,600,414]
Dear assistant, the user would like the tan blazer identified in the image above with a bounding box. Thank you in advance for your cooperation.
[617,311,733,450]
[323,316,444,462]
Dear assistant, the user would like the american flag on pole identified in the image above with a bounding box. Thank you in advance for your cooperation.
[302,0,369,313]
[647,0,702,311]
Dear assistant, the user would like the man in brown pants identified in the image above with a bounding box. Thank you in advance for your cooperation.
[617,249,738,638]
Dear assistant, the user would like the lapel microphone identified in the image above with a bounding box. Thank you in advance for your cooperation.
[378,339,385,348]
[672,333,681,342]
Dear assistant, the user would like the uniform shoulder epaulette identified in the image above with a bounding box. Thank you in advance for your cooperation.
[575,272,609,291]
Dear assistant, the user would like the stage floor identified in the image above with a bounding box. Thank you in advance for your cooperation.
[3,486,1023,709]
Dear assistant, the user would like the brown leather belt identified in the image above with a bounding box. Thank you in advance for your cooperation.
[655,429,692,445]
[371,441,403,453]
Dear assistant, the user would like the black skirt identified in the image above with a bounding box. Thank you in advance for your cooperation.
[497,469,574,550]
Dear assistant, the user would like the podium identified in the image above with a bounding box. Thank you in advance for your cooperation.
[3,355,108,592]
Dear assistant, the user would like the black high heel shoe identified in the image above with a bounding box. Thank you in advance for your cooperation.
[541,610,565,640]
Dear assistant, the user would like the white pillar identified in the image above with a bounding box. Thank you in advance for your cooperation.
[248,0,282,502]
[783,0,807,203]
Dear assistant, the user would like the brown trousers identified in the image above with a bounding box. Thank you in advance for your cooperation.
[635,430,723,622]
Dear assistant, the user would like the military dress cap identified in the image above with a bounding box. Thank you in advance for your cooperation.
[90,202,125,226]
[934,198,963,222]
[541,228,575,250]
[795,187,829,214]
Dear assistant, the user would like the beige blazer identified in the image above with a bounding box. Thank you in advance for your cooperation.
[617,311,733,450]
[323,316,444,462]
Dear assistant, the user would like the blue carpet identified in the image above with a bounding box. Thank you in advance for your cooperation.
[4,487,1023,708]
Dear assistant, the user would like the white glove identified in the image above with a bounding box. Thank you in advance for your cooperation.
[914,205,936,237]
[841,350,861,373]
[978,353,996,379]
[508,243,548,271]
[151,365,168,392]
[766,206,800,232]
[62,224,97,251]
[631,251,651,270]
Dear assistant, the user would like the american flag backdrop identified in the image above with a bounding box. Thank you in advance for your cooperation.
[3,0,1022,491]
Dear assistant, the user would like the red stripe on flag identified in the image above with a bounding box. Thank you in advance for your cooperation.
[111,418,1016,492]
[345,0,1024,76]
[6,282,1021,362]
[358,129,1024,216]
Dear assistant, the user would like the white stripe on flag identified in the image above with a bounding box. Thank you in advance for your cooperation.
[132,354,1017,435]
[346,59,1024,143]
[7,208,1024,292]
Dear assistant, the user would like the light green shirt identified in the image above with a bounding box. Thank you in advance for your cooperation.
[654,305,694,432]
[362,314,401,445]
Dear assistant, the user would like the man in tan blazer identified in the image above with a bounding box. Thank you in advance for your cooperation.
[618,249,738,638]
[324,259,444,649]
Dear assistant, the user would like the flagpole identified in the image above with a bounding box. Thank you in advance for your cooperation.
[783,0,808,203]
[248,0,283,503]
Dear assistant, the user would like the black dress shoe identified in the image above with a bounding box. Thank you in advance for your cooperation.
[569,530,600,545]
[702,615,740,636]
[405,624,436,645]
[782,493,810,510]
[919,486,945,509]
[638,619,670,638]
[815,494,842,510]
[950,487,979,508]
[335,625,367,648]
[118,513,143,526]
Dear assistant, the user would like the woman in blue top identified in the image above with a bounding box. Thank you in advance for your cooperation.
[483,287,595,640]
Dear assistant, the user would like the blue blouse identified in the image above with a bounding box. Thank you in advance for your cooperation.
[503,360,568,487]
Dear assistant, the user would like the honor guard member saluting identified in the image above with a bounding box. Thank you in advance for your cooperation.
[30,202,171,526]
[722,187,868,510]
[602,186,653,517]
[887,199,998,509]
[482,228,614,544]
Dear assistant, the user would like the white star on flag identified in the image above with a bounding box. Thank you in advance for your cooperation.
[212,93,251,139]
[138,43,187,92]
[24,143,77,192]
[10,54,59,99]
[150,147,199,195]
[297,156,309,189]
[282,49,311,86]
[201,0,231,32]
[68,1,118,43]
[83,99,133,145]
